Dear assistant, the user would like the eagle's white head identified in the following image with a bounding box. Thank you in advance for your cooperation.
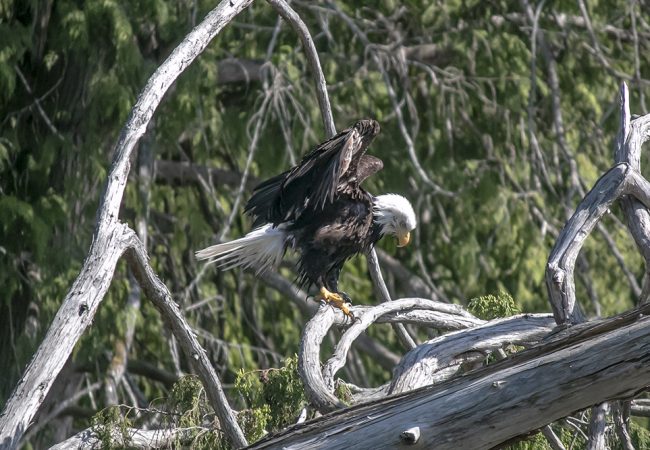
[373,194,417,247]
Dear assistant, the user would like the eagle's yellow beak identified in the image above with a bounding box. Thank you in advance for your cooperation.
[396,231,411,247]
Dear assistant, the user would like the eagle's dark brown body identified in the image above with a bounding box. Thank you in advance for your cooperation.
[196,119,416,315]
[243,119,383,294]
[289,190,381,293]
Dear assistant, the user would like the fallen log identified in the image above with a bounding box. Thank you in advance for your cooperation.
[251,304,650,449]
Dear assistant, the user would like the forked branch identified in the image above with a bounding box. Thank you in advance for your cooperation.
[0,1,253,449]
[546,84,650,324]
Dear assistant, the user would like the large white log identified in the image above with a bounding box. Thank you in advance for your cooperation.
[252,305,650,449]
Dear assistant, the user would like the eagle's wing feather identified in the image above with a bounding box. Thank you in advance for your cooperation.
[245,125,361,225]
[302,128,359,210]
[244,170,289,227]
[354,154,384,184]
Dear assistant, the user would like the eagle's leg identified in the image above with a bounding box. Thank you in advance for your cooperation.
[316,286,353,318]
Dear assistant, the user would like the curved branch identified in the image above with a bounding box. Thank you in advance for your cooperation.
[389,314,555,394]
[266,0,335,138]
[97,0,254,232]
[546,162,650,324]
[0,2,253,449]
[299,298,483,412]
[254,305,650,449]
[615,83,650,304]
[125,234,246,448]
[322,299,484,391]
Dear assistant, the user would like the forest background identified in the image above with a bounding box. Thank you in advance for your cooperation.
[1,0,649,448]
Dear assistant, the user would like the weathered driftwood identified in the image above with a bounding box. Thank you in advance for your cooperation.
[546,162,650,324]
[48,426,206,450]
[0,2,254,449]
[546,84,650,324]
[253,304,650,449]
[614,84,650,304]
[298,298,485,412]
[388,314,555,394]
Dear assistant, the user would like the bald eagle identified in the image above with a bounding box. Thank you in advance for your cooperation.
[196,119,416,317]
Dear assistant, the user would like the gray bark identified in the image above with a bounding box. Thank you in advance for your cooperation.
[389,314,555,394]
[48,426,205,450]
[253,305,650,449]
[546,84,650,324]
[0,1,253,449]
[299,298,478,412]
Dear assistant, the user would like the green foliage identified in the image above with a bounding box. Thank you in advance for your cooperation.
[235,355,306,440]
[334,380,353,405]
[505,431,550,450]
[468,291,520,320]
[169,375,209,426]
[505,423,590,450]
[91,406,133,450]
[629,420,650,450]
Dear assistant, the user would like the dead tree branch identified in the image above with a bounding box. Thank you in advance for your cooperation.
[49,426,207,450]
[546,163,650,324]
[254,303,650,449]
[389,314,554,394]
[0,2,254,449]
[299,298,485,413]
[125,234,246,447]
[546,84,650,324]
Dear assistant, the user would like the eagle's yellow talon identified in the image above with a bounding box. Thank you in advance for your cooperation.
[316,287,353,318]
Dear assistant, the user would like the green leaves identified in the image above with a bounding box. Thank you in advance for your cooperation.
[468,291,520,320]
[235,356,306,438]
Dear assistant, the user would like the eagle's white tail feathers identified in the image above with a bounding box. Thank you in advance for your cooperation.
[195,224,288,274]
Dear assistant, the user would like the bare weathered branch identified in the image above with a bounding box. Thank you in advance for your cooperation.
[546,84,650,324]
[266,0,335,138]
[125,234,246,448]
[613,402,635,450]
[586,403,609,450]
[546,163,650,324]
[49,426,207,450]
[254,305,650,449]
[389,314,554,394]
[615,83,650,304]
[299,298,484,413]
[541,426,567,450]
[0,2,254,449]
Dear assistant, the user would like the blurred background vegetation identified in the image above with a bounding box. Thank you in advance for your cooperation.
[1,0,649,447]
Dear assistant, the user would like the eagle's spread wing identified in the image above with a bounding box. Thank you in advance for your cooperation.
[244,119,380,226]
[281,127,360,212]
